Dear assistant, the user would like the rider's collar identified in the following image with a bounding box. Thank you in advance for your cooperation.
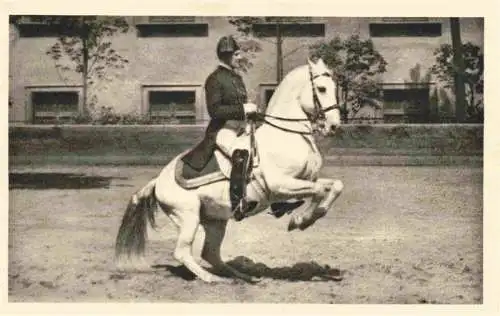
[219,62,241,76]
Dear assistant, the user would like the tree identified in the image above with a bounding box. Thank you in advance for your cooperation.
[42,16,130,117]
[226,17,262,74]
[430,41,484,122]
[309,35,388,122]
[229,17,313,82]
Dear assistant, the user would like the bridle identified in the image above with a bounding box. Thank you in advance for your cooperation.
[258,66,341,135]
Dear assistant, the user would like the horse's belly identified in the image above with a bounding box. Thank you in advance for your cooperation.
[196,181,233,220]
[195,178,269,220]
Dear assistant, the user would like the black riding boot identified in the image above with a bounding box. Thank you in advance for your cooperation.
[230,149,252,221]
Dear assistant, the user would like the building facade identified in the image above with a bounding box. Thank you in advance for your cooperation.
[8,16,484,124]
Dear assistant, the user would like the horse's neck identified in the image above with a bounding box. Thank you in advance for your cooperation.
[264,66,313,134]
[264,106,313,135]
[255,122,317,155]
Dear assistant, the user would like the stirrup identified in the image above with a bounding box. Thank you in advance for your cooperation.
[233,199,247,221]
[233,199,258,221]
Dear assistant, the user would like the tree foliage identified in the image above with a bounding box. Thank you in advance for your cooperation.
[309,35,388,121]
[228,17,314,77]
[227,17,266,73]
[430,42,484,122]
[40,16,130,116]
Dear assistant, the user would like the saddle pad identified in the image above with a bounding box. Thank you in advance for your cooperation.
[175,152,227,189]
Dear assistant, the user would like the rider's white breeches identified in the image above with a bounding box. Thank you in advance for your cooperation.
[214,121,250,178]
[216,128,238,157]
[215,121,245,157]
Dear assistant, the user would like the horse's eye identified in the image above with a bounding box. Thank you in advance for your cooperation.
[317,86,326,93]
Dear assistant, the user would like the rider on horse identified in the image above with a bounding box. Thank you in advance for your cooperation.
[182,35,302,220]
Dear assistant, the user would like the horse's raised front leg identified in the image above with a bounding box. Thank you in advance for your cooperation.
[288,179,344,231]
[201,219,259,283]
[266,175,327,200]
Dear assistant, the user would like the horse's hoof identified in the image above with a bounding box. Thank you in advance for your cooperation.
[234,276,261,284]
[207,275,232,284]
[247,276,262,284]
[287,220,298,231]
[298,208,327,230]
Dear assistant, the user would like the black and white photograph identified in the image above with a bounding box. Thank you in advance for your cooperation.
[4,0,498,312]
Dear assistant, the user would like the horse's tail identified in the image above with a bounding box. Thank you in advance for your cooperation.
[114,177,158,271]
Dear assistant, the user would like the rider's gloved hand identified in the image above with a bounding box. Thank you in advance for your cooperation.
[243,102,257,114]
[243,103,262,121]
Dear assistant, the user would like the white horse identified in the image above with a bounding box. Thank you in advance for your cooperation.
[115,57,344,283]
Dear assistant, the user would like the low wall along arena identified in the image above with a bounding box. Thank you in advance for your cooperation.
[9,124,483,166]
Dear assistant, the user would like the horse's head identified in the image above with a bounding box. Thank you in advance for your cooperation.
[298,57,341,136]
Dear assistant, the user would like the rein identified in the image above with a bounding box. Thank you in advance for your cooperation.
[261,118,316,135]
[261,105,339,123]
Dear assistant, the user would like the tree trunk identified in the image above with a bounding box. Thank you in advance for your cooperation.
[468,82,475,118]
[342,84,349,123]
[450,18,466,123]
[335,82,341,109]
[276,23,283,82]
[78,17,90,118]
[82,38,89,117]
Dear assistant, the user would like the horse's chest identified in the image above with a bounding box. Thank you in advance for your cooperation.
[301,151,322,179]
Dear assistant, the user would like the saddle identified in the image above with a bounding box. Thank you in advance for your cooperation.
[175,123,304,220]
[174,150,227,190]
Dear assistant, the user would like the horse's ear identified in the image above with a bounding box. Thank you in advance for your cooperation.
[308,55,320,66]
[316,58,327,69]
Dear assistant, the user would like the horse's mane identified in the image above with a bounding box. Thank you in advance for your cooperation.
[265,65,309,114]
[265,59,331,114]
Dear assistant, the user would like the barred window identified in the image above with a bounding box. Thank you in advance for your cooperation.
[28,88,81,124]
[142,85,202,124]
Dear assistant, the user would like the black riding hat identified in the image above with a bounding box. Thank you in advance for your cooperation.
[216,36,240,59]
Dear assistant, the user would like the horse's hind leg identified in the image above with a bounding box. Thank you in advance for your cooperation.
[201,219,259,283]
[165,205,229,283]
[156,176,228,283]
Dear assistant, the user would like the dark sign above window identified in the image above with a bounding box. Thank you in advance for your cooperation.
[15,16,78,37]
[136,23,208,37]
[147,16,196,23]
[253,23,325,37]
[13,15,47,24]
[380,17,430,23]
[369,23,442,37]
[264,16,313,23]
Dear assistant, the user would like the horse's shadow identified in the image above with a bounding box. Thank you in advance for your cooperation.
[152,256,344,282]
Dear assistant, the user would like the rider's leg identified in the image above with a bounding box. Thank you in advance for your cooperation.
[216,128,305,220]
[215,128,238,158]
[215,128,254,221]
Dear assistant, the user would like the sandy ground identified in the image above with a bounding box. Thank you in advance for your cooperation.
[8,164,482,303]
